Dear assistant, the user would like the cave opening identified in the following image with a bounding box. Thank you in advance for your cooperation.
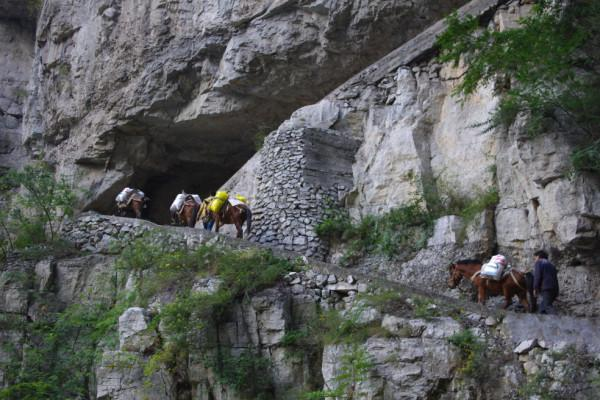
[87,113,279,225]
[130,160,242,225]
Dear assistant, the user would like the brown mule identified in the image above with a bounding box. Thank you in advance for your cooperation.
[211,202,252,239]
[178,196,199,228]
[448,259,535,311]
[116,192,148,219]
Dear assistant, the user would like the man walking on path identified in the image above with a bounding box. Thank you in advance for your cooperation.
[533,250,559,314]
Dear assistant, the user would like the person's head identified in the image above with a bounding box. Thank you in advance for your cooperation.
[534,249,548,261]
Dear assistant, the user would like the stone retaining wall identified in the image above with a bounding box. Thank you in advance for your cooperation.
[60,212,213,254]
[249,128,359,259]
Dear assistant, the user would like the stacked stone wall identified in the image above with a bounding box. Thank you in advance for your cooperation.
[250,128,359,259]
[61,212,212,254]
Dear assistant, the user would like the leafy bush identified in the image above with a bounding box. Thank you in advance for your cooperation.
[303,344,373,400]
[204,350,274,399]
[0,300,125,399]
[412,296,441,319]
[448,329,486,378]
[0,162,76,255]
[436,0,600,174]
[317,186,498,264]
[317,198,434,263]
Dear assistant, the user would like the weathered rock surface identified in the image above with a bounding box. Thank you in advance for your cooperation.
[502,313,600,353]
[0,17,34,171]
[118,307,157,353]
[20,0,467,220]
[95,350,175,400]
[225,0,600,314]
[1,212,600,399]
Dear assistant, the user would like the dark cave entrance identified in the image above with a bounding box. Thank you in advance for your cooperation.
[87,113,277,225]
[132,160,241,225]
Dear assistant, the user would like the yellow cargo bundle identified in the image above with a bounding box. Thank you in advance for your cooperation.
[215,191,229,201]
[235,194,247,204]
[209,198,225,213]
[209,191,229,213]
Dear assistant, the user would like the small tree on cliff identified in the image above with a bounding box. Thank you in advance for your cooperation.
[436,0,600,174]
[0,162,76,253]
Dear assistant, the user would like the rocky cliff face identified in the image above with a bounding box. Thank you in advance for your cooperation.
[0,13,34,172]
[2,0,600,397]
[2,214,599,399]
[225,0,600,316]
[20,0,466,221]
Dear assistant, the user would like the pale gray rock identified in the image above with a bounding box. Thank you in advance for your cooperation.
[34,259,55,292]
[326,282,358,293]
[381,316,462,339]
[21,0,467,219]
[0,19,34,171]
[427,216,466,247]
[502,314,600,353]
[382,315,426,337]
[322,335,461,399]
[54,255,115,305]
[95,350,175,400]
[279,100,341,131]
[192,277,223,295]
[118,307,157,353]
[344,303,382,325]
[514,338,538,354]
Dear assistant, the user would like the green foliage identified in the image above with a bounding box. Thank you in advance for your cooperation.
[317,185,498,264]
[357,289,411,315]
[571,139,600,173]
[436,1,600,173]
[281,328,311,347]
[116,237,294,398]
[0,300,124,399]
[312,305,387,346]
[448,329,486,378]
[412,296,441,319]
[317,198,434,263]
[303,344,373,400]
[204,350,274,399]
[0,162,76,256]
[0,382,56,400]
[25,0,42,16]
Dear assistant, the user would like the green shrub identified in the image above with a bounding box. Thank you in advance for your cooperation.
[436,0,600,174]
[281,329,311,347]
[316,198,434,262]
[412,296,441,319]
[448,329,486,378]
[317,186,498,263]
[0,162,76,255]
[303,344,373,400]
[0,300,124,399]
[358,289,410,315]
[204,350,274,399]
[0,382,56,400]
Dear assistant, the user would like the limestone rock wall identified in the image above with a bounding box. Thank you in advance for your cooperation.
[0,17,34,172]
[20,0,467,214]
[2,214,600,399]
[226,0,600,315]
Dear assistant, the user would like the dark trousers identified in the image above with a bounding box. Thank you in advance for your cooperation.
[203,220,215,231]
[539,290,558,314]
